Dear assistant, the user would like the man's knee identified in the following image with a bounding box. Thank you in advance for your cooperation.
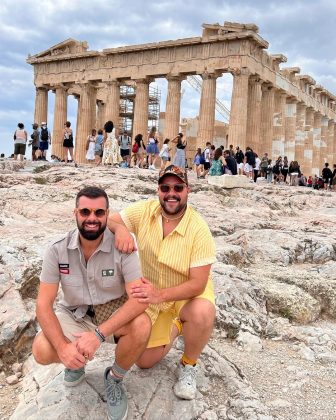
[32,333,55,365]
[128,313,152,340]
[182,299,215,328]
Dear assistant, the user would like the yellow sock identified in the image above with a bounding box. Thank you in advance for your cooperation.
[173,318,183,336]
[181,353,197,367]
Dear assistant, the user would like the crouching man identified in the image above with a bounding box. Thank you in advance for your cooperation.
[109,165,217,400]
[32,186,151,420]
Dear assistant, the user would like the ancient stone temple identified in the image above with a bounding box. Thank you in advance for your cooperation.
[27,22,336,174]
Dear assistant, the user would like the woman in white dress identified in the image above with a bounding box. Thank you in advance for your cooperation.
[102,120,122,166]
[86,129,96,162]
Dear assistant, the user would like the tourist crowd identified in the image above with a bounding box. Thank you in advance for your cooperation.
[10,121,336,190]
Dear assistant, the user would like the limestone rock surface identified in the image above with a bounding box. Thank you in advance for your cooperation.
[0,161,335,420]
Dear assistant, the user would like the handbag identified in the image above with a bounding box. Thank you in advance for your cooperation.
[92,293,128,325]
[132,143,139,153]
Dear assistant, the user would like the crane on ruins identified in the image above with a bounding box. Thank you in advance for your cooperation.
[186,75,230,123]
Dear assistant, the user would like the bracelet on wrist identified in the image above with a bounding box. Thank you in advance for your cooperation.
[94,327,106,343]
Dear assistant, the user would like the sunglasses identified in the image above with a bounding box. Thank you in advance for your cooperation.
[75,208,108,217]
[158,184,186,193]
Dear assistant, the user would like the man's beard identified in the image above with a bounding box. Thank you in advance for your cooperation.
[160,195,187,215]
[77,220,106,240]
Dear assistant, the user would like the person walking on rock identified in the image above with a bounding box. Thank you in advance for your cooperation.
[32,186,151,420]
[172,133,187,169]
[108,165,216,401]
[103,120,122,166]
[86,129,96,163]
[30,123,40,161]
[119,130,131,167]
[63,121,74,164]
[13,122,27,161]
[39,122,51,160]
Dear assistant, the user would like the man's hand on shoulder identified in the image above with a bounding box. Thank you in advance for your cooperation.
[115,224,137,253]
[130,277,162,304]
[57,341,86,369]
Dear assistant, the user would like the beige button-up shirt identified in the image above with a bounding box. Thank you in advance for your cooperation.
[40,229,141,318]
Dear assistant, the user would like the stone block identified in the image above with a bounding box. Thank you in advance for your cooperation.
[208,174,254,188]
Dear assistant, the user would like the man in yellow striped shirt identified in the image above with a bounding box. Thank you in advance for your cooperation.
[108,165,216,400]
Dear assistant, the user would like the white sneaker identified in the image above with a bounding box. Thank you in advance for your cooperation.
[149,165,156,170]
[173,363,198,400]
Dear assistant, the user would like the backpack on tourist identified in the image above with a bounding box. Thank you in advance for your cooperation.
[132,142,139,153]
[40,127,49,142]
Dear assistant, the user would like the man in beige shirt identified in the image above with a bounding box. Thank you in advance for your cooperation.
[32,186,150,420]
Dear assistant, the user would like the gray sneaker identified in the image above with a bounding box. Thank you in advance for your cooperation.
[104,367,128,420]
[64,367,85,387]
[173,363,198,400]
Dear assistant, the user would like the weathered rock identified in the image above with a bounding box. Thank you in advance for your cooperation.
[1,162,336,419]
[12,363,23,374]
[208,174,254,189]
[6,375,19,385]
[262,281,321,323]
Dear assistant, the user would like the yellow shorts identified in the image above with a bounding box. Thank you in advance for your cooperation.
[147,280,215,348]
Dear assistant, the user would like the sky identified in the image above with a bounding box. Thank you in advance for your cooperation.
[1,0,336,157]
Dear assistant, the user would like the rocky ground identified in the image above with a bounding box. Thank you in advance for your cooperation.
[1,160,336,419]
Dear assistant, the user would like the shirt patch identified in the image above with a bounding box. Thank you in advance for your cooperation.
[102,269,114,277]
[59,263,69,275]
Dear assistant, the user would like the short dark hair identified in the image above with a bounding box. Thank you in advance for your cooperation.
[135,133,143,142]
[76,186,109,208]
[18,123,24,129]
[65,121,71,128]
[164,138,170,144]
[223,149,230,155]
[98,129,103,135]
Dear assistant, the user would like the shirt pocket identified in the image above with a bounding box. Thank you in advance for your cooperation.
[60,274,84,305]
[101,274,119,289]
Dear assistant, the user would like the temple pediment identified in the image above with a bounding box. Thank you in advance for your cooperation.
[28,39,88,61]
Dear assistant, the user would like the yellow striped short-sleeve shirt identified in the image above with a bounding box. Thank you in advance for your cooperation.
[120,200,216,320]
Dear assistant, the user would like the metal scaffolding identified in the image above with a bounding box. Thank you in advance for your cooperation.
[119,84,161,136]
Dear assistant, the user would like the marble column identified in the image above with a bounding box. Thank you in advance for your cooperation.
[104,80,120,133]
[334,124,336,164]
[165,75,183,141]
[327,120,336,165]
[246,76,262,152]
[75,83,93,163]
[284,99,297,162]
[96,101,105,131]
[294,102,306,166]
[132,78,150,141]
[197,72,217,148]
[34,87,48,125]
[303,108,314,177]
[52,84,68,159]
[272,91,286,159]
[228,68,250,151]
[320,116,329,169]
[90,87,97,131]
[312,112,322,176]
[260,83,275,156]
[74,95,80,145]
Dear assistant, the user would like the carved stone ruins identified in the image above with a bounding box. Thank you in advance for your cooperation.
[27,22,336,174]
